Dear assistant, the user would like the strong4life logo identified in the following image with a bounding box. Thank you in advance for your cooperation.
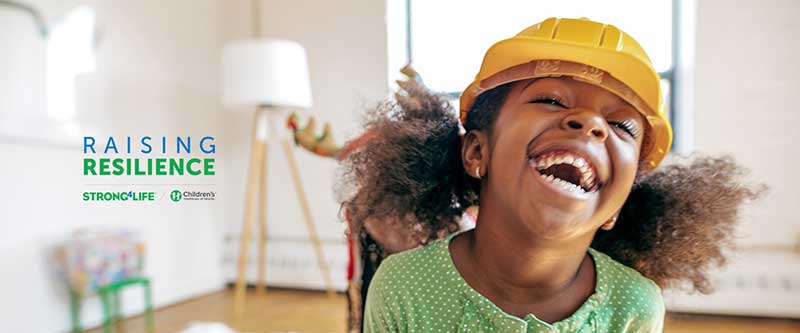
[83,191,156,201]
[170,190,183,202]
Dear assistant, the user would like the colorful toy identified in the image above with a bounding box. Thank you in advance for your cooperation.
[54,228,154,333]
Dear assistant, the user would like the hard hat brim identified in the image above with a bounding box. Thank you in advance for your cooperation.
[459,38,672,168]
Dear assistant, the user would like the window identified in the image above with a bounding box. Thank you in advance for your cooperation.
[47,5,96,120]
[388,0,687,152]
[0,3,95,145]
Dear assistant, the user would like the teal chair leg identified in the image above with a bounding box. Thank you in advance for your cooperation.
[99,288,115,333]
[143,279,154,333]
[96,277,153,333]
[69,290,82,333]
[113,289,122,333]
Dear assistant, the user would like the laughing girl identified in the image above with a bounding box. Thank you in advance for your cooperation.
[340,17,763,332]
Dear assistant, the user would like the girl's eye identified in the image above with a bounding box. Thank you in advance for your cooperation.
[608,119,641,139]
[529,96,566,108]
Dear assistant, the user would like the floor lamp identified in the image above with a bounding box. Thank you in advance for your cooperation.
[222,38,336,323]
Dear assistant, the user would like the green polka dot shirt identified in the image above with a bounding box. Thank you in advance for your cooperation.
[364,231,665,332]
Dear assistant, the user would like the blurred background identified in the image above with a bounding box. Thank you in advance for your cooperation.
[0,0,798,332]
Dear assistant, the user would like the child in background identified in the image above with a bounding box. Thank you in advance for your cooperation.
[339,17,764,332]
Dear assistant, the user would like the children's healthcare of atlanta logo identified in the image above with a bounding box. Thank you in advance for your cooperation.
[170,190,183,202]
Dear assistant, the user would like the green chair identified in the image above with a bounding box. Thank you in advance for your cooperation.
[57,230,151,333]
[69,276,154,333]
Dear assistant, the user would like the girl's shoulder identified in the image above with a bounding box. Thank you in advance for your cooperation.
[363,234,468,331]
[589,247,663,294]
[374,234,453,279]
[368,233,460,296]
[588,247,665,325]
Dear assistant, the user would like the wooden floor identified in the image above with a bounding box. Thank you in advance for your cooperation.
[89,288,800,333]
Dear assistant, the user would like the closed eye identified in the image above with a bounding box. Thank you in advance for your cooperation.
[608,120,640,139]
[529,96,567,108]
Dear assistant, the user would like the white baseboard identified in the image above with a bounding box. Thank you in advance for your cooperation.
[664,250,800,318]
[223,235,349,291]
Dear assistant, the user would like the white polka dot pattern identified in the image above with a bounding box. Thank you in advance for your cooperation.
[363,230,665,332]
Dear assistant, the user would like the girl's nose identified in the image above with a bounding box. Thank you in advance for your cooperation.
[561,110,608,141]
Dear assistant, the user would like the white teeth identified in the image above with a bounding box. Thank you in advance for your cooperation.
[581,168,595,189]
[532,151,597,192]
[539,173,586,194]
[583,176,594,189]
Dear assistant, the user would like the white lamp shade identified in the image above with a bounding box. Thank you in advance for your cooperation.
[222,38,313,109]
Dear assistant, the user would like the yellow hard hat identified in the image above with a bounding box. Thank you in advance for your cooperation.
[459,17,672,168]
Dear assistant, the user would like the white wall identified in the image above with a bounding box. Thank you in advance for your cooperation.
[692,0,799,247]
[0,0,233,331]
[664,0,800,316]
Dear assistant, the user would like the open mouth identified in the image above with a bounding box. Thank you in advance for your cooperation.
[529,149,599,194]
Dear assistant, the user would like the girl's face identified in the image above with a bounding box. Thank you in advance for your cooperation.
[479,77,645,241]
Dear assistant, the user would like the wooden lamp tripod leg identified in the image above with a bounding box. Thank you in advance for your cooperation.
[256,141,269,295]
[233,109,266,323]
[281,138,336,298]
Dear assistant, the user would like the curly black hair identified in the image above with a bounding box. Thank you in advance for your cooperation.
[338,81,765,293]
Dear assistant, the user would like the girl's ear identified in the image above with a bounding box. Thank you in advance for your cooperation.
[462,130,489,179]
[635,159,656,179]
[601,212,620,230]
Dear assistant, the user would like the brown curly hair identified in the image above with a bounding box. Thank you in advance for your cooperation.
[338,81,765,294]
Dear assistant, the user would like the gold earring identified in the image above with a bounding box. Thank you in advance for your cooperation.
[475,166,481,179]
[602,216,617,230]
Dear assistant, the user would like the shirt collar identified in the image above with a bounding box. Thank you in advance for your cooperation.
[439,230,609,331]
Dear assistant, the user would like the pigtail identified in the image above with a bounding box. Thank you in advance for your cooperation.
[592,154,766,293]
[338,81,474,244]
